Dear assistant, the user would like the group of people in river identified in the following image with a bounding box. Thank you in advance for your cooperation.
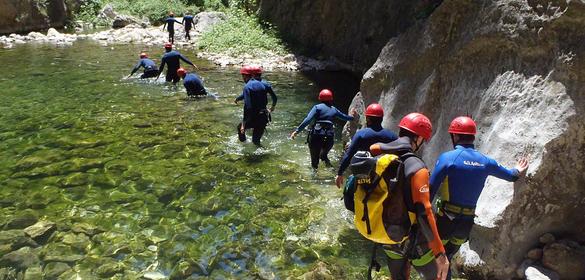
[127,19,530,279]
[162,12,196,44]
[293,90,529,279]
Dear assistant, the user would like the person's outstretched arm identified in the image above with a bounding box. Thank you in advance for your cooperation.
[178,54,195,67]
[266,84,277,111]
[157,58,166,79]
[487,157,528,182]
[334,107,355,122]
[130,60,142,76]
[162,21,167,31]
[295,106,317,132]
[411,168,449,280]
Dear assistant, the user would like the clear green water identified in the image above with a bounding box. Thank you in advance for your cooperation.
[0,41,374,279]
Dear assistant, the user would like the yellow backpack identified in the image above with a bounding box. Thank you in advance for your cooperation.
[349,152,417,245]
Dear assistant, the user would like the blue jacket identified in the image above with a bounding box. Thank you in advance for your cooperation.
[182,15,194,29]
[430,144,519,208]
[130,58,157,75]
[164,17,182,31]
[337,125,398,175]
[295,103,354,132]
[235,79,277,111]
[183,73,206,95]
[159,51,194,73]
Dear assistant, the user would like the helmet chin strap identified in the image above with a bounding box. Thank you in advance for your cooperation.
[451,134,456,149]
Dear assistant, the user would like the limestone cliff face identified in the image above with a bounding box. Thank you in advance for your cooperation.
[0,0,74,34]
[258,0,430,73]
[347,0,585,278]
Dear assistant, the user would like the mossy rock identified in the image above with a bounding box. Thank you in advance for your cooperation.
[95,262,125,278]
[43,262,71,280]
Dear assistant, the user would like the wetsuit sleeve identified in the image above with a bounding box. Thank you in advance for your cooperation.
[267,85,277,107]
[235,92,244,102]
[411,168,446,256]
[334,108,354,122]
[130,60,142,75]
[158,57,166,74]
[337,133,361,175]
[175,19,182,24]
[487,158,519,182]
[181,18,185,24]
[430,153,450,200]
[178,54,195,67]
[296,106,318,132]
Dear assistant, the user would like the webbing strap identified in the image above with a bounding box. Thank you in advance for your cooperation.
[367,243,381,280]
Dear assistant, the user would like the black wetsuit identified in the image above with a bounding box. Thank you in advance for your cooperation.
[183,73,207,96]
[164,17,182,43]
[130,58,158,78]
[159,50,195,83]
[235,78,277,145]
[182,15,194,41]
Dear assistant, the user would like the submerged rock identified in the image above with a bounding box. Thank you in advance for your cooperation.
[24,221,56,242]
[542,241,585,279]
[23,266,42,280]
[4,212,38,230]
[43,262,70,279]
[95,262,124,278]
[0,247,40,270]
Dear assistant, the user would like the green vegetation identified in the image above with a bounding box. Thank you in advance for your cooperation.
[73,0,228,24]
[196,9,288,57]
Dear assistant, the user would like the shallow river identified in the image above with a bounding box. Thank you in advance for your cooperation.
[0,41,375,279]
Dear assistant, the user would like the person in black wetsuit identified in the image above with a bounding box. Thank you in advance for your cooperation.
[162,12,182,44]
[157,43,196,84]
[234,66,277,146]
[290,89,356,169]
[182,12,195,41]
[177,68,207,97]
[128,53,159,79]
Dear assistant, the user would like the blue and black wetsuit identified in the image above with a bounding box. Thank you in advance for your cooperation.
[159,50,195,83]
[130,58,158,78]
[337,125,398,176]
[295,103,354,168]
[182,15,194,40]
[163,17,182,43]
[429,144,519,279]
[235,78,277,145]
[183,73,207,96]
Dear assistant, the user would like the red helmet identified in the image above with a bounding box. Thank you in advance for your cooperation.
[177,68,187,78]
[318,89,333,101]
[240,65,254,75]
[399,112,433,140]
[249,65,263,75]
[365,103,384,118]
[164,42,172,49]
[140,52,147,59]
[448,116,476,135]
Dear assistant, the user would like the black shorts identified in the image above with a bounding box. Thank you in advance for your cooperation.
[141,69,158,79]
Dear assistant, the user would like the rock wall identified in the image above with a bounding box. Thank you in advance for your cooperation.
[0,0,75,35]
[347,0,585,278]
[258,0,438,73]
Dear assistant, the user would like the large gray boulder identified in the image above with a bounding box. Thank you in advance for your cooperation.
[0,0,69,34]
[112,14,140,29]
[346,0,585,278]
[193,12,227,34]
